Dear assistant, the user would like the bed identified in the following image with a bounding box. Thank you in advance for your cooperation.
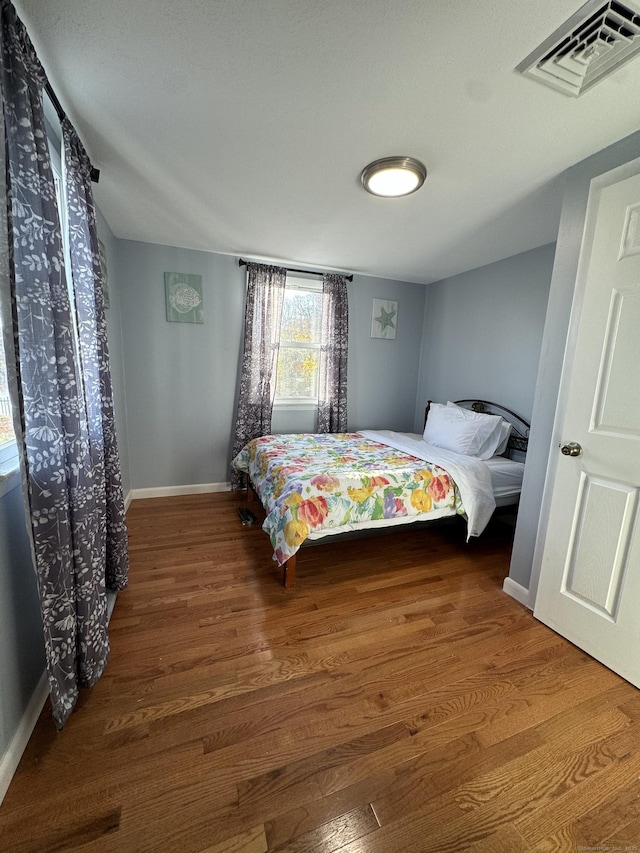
[232,400,530,588]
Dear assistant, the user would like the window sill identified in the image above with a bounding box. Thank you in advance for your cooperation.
[273,400,318,411]
[0,462,21,498]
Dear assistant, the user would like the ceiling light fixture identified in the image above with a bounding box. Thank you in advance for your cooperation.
[360,156,427,197]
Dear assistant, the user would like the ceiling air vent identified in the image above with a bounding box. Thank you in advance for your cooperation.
[517,0,640,96]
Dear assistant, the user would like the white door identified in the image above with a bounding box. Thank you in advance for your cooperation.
[534,163,640,687]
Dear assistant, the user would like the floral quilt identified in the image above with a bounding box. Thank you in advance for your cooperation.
[232,433,463,565]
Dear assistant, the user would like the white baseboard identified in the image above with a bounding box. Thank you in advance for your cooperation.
[0,671,48,806]
[124,489,133,513]
[130,481,231,501]
[0,584,119,807]
[503,576,533,610]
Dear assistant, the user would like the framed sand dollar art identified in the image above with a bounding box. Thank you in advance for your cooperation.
[165,272,204,323]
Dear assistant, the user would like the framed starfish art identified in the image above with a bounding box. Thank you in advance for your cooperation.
[371,298,398,339]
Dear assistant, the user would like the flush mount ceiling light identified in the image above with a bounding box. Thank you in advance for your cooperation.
[360,156,427,197]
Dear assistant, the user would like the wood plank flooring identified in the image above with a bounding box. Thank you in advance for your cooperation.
[1,492,639,852]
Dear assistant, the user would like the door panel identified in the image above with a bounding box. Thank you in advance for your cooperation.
[592,289,640,436]
[562,472,638,619]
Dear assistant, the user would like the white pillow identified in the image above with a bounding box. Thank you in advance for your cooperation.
[446,402,511,458]
[495,421,512,456]
[423,402,503,459]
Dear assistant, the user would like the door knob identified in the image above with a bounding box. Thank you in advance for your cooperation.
[561,442,582,457]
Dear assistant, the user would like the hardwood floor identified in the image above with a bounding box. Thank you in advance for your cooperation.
[1,492,639,852]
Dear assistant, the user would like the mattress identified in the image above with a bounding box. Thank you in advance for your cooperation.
[484,456,526,499]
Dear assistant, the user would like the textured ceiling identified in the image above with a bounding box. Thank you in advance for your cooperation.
[14,0,640,284]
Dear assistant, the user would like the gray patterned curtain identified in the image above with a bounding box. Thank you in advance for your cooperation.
[62,119,129,592]
[231,262,286,489]
[317,273,348,433]
[0,1,128,729]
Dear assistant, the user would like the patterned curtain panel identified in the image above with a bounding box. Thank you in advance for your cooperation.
[0,1,128,728]
[230,262,286,489]
[62,119,129,592]
[317,274,349,433]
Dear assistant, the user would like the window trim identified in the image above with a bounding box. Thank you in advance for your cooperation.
[273,398,318,411]
[0,438,18,469]
[0,411,20,492]
[0,453,20,497]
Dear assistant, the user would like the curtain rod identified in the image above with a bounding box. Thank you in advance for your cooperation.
[45,82,100,184]
[238,258,353,282]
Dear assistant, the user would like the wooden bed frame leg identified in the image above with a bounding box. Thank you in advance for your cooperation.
[283,555,296,589]
[246,483,256,502]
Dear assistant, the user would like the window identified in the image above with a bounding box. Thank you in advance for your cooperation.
[0,97,66,475]
[274,276,323,406]
[0,317,16,469]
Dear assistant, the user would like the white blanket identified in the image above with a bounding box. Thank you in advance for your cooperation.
[359,430,496,538]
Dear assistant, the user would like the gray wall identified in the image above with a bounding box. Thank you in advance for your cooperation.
[0,482,44,768]
[510,130,640,594]
[347,273,426,432]
[415,243,556,428]
[117,243,245,489]
[117,241,427,490]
